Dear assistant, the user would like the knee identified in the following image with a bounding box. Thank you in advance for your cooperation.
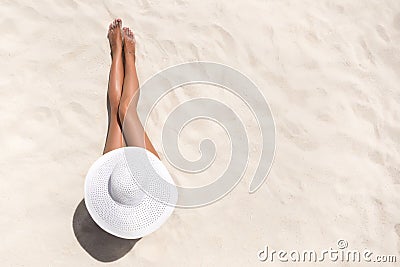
[118,100,129,123]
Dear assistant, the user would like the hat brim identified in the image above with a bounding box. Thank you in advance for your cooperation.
[84,147,177,239]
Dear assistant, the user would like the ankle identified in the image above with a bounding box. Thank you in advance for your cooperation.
[111,47,123,59]
[124,51,136,62]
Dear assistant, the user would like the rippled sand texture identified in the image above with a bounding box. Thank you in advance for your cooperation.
[0,0,399,266]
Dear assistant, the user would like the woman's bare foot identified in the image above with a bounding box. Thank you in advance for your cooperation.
[122,27,136,60]
[107,19,123,58]
[119,27,139,123]
[107,19,123,112]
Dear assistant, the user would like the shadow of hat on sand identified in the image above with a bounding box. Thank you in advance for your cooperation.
[72,199,140,262]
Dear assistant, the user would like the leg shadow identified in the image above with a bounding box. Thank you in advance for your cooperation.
[72,199,140,262]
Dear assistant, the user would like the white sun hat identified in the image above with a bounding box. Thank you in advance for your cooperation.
[84,147,178,239]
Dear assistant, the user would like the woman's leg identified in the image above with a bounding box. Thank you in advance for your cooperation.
[119,27,159,158]
[103,19,125,154]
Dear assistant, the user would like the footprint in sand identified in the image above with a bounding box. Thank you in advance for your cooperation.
[386,165,400,184]
[360,39,376,65]
[393,13,400,31]
[213,24,236,51]
[395,224,400,254]
[376,24,390,42]
[31,106,52,122]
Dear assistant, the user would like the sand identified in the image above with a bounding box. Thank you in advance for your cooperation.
[0,0,400,266]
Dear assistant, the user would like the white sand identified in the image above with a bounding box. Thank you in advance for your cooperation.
[1,0,400,266]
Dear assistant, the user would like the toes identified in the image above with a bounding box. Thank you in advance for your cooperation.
[108,19,122,36]
[121,27,135,41]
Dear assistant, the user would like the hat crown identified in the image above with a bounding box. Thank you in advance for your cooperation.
[108,161,146,206]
